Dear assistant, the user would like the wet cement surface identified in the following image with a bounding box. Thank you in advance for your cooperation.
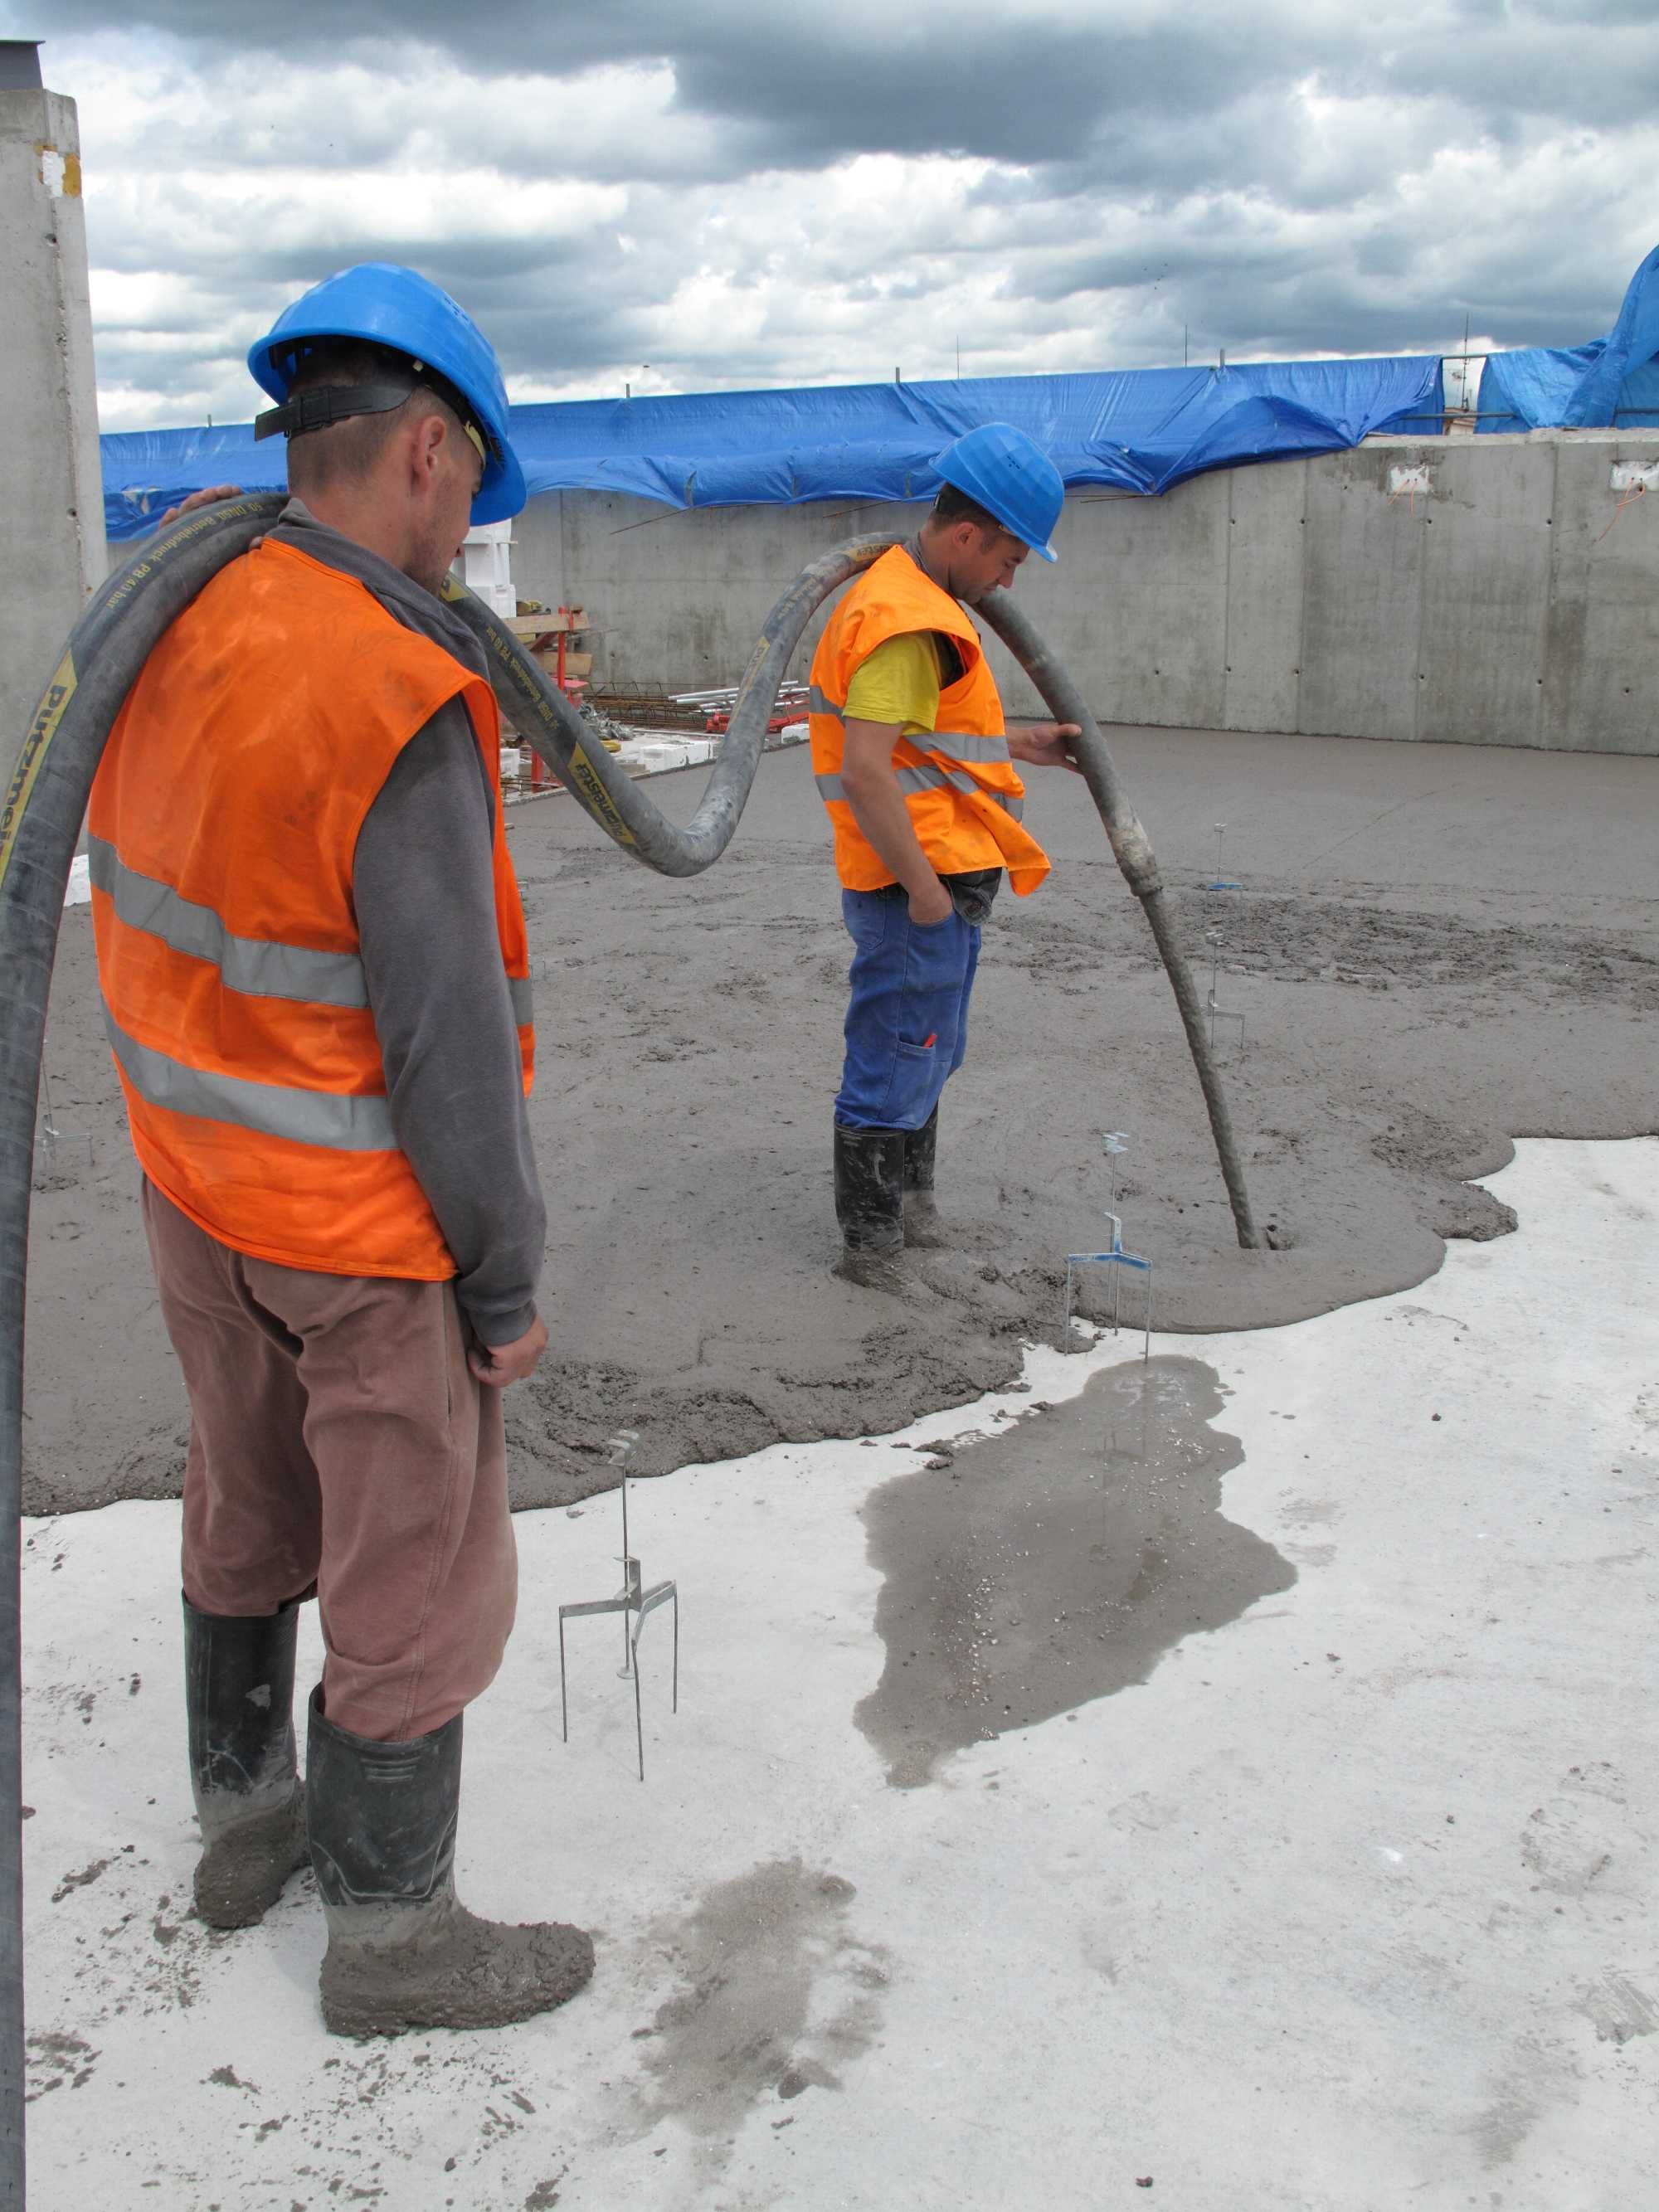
[25,723,1658,1510]
[857,1356,1296,1787]
[630,1860,887,2161]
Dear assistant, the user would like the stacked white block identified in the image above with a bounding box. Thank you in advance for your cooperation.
[458,520,516,615]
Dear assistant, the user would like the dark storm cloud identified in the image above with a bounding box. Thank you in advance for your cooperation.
[4,0,1652,428]
[1375,0,1659,124]
[23,0,1658,148]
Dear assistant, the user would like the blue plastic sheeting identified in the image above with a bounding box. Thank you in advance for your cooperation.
[1478,244,1659,433]
[102,353,1443,542]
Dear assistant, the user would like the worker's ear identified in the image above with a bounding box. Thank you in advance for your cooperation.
[407,406,449,490]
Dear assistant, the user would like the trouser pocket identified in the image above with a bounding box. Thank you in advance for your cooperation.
[837,893,975,1130]
[883,1036,943,1126]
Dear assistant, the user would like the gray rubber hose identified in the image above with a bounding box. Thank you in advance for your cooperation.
[975,590,1261,1253]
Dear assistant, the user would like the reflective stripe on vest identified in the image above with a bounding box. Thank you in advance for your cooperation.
[87,834,370,1008]
[815,766,1025,819]
[87,832,534,1026]
[929,729,1011,765]
[810,684,1010,765]
[104,1007,397,1152]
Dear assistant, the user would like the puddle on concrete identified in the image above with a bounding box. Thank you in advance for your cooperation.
[855,1355,1296,1787]
[630,1859,889,2140]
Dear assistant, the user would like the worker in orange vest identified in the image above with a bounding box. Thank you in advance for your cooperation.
[807,425,1080,1286]
[90,265,591,2036]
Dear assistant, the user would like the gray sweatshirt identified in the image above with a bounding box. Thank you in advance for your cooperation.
[268,502,545,1347]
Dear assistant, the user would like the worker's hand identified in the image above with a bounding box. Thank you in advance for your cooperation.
[468,1314,548,1388]
[906,877,956,927]
[1009,721,1083,772]
[151,484,242,532]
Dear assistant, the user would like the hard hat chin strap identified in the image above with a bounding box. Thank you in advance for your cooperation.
[253,382,418,444]
[255,363,491,470]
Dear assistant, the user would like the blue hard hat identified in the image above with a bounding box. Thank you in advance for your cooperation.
[247,263,527,524]
[933,422,1063,562]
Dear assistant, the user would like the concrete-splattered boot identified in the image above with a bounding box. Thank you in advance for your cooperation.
[307,1690,595,2038]
[184,1597,309,1930]
[900,1106,950,1247]
[832,1123,907,1290]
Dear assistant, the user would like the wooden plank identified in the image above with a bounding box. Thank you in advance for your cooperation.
[504,612,579,638]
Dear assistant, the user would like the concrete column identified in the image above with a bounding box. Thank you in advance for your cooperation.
[0,46,105,750]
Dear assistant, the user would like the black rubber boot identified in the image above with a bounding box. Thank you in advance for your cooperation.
[901,1107,948,1246]
[184,1597,309,1930]
[832,1122,907,1289]
[307,1689,595,2038]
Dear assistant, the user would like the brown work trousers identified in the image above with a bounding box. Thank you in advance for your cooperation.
[142,1180,518,1742]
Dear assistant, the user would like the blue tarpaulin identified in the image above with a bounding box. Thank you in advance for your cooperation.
[1478,244,1659,433]
[101,353,1444,542]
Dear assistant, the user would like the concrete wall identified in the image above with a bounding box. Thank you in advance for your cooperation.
[510,430,1659,755]
[0,83,105,751]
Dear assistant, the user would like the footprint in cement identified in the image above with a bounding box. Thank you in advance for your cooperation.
[629,1860,888,2146]
[1467,2035,1576,2171]
[1519,1761,1631,1895]
[856,1355,1297,1788]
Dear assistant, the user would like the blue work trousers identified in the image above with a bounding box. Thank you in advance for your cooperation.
[834,887,981,1131]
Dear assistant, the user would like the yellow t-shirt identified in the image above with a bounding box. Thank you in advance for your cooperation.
[842,630,945,738]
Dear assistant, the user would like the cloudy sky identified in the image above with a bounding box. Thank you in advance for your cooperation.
[7,0,1657,433]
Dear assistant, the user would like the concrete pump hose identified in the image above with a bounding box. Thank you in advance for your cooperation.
[443,529,907,873]
[975,590,1262,1255]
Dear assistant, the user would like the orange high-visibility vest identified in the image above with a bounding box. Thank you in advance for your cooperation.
[808,543,1051,895]
[87,535,533,1281]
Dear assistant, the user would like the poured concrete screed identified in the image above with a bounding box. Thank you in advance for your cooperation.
[22,718,1657,1514]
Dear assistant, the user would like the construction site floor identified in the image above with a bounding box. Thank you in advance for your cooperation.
[22,1137,1657,2209]
[25,721,1657,1512]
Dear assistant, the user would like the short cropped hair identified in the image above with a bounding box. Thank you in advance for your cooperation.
[281,338,470,498]
[932,482,1003,536]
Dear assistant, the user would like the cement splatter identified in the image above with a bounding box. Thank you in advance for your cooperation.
[630,1860,888,2141]
[24,2030,98,2104]
[1578,1971,1658,2046]
[49,1858,109,1905]
[1519,1762,1629,1896]
[856,1356,1296,1787]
